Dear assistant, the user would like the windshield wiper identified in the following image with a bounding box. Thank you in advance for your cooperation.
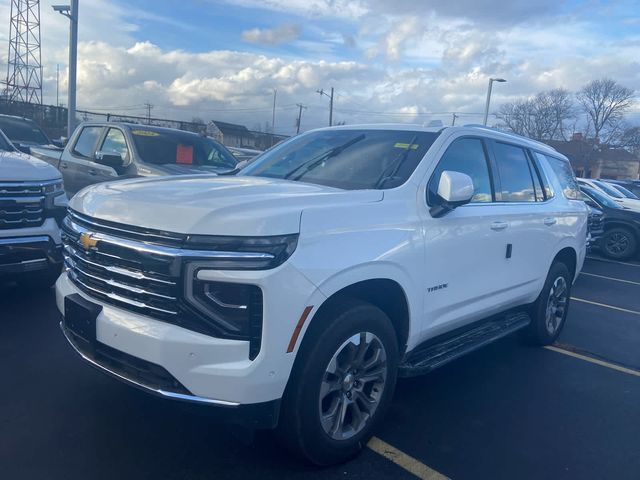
[374,134,419,189]
[284,134,366,181]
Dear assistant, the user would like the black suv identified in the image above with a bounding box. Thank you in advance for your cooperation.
[581,185,640,259]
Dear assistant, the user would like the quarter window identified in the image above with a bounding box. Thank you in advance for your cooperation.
[428,138,493,204]
[100,128,129,161]
[493,142,536,202]
[72,126,103,158]
[540,153,581,200]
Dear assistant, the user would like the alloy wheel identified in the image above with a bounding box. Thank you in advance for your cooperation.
[318,332,388,441]
[545,276,568,335]
[605,232,630,257]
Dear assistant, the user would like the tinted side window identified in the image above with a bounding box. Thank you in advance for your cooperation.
[428,138,493,204]
[72,127,103,158]
[100,128,129,161]
[493,142,536,202]
[541,154,581,200]
[529,157,545,202]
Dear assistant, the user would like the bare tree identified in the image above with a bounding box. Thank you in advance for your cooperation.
[616,126,640,155]
[576,78,635,143]
[497,88,574,140]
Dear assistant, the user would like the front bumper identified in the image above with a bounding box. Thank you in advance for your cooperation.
[56,263,323,424]
[0,221,63,275]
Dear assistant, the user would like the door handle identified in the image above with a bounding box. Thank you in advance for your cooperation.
[490,221,509,231]
[88,169,98,176]
[544,217,557,226]
[60,162,68,169]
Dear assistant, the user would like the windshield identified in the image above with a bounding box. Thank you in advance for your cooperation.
[0,130,15,151]
[609,183,639,199]
[581,185,621,209]
[0,118,49,145]
[593,180,624,198]
[241,129,439,190]
[130,128,238,169]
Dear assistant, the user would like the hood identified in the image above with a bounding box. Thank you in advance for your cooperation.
[142,163,232,176]
[70,175,383,236]
[0,150,62,182]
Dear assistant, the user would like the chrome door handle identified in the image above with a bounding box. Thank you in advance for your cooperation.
[544,217,557,226]
[60,162,68,169]
[88,169,98,176]
[490,221,509,231]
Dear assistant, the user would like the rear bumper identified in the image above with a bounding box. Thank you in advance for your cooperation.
[0,230,63,275]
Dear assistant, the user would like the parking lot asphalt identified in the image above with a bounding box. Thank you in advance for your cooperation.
[1,255,639,480]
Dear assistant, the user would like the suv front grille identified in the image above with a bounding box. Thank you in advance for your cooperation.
[588,214,604,233]
[0,182,45,230]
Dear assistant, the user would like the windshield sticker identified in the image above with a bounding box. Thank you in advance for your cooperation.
[394,143,419,150]
[132,130,160,137]
[176,144,194,165]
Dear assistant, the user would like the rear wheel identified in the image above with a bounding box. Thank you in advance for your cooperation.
[601,227,637,260]
[524,262,571,345]
[278,299,398,465]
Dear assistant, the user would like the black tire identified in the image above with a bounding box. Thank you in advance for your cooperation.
[17,263,62,289]
[601,227,637,260]
[524,262,571,345]
[277,299,399,466]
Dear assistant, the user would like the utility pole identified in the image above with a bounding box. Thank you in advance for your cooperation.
[317,87,335,126]
[451,113,458,126]
[56,64,59,106]
[53,1,78,137]
[295,103,307,134]
[144,102,153,124]
[272,89,277,133]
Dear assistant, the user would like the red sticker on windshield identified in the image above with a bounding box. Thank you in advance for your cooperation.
[176,144,193,164]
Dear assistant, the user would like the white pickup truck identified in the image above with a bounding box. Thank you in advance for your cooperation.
[0,130,68,287]
[56,124,587,464]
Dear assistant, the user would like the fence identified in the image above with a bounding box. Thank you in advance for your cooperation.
[0,100,287,149]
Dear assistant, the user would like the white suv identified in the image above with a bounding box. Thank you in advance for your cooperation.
[0,130,67,287]
[56,125,587,464]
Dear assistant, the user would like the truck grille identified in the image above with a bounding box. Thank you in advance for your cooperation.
[62,211,181,318]
[588,214,604,234]
[0,182,45,230]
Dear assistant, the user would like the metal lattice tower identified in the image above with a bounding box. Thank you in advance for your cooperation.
[4,0,43,104]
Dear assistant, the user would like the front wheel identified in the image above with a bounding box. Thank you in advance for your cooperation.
[278,300,399,465]
[601,227,637,260]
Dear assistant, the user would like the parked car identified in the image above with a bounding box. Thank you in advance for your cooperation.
[578,178,640,211]
[585,204,605,251]
[601,178,640,197]
[31,123,239,195]
[56,124,587,465]
[602,181,640,200]
[0,128,67,287]
[227,146,263,165]
[0,114,64,154]
[580,185,640,259]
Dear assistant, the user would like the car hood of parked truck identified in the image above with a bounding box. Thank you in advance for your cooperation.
[0,150,62,182]
[70,175,383,236]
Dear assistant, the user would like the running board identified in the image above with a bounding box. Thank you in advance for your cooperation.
[398,311,531,377]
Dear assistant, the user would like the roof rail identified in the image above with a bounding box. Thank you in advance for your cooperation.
[460,123,555,152]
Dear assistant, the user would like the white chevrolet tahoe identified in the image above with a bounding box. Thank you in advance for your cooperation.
[56,124,587,464]
[0,130,67,287]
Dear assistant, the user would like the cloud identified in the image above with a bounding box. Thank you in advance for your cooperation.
[242,24,301,45]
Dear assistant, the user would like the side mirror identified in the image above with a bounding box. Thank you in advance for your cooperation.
[16,143,31,154]
[52,138,66,148]
[95,150,124,169]
[430,170,474,218]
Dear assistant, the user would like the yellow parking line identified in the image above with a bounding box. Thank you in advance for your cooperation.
[545,345,640,378]
[368,436,449,480]
[571,297,640,316]
[580,272,640,286]
[586,256,640,267]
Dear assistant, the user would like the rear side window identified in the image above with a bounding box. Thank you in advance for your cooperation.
[428,138,493,204]
[100,128,129,161]
[73,126,103,158]
[541,154,581,200]
[493,142,536,202]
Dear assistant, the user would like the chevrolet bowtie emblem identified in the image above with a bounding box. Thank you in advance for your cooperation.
[79,232,98,250]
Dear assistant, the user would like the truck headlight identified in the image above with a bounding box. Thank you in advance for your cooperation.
[184,234,298,270]
[43,180,64,195]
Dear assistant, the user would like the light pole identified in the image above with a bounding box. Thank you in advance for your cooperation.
[317,87,334,126]
[53,1,78,138]
[483,77,506,126]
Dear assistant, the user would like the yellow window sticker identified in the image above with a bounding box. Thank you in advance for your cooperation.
[394,143,419,149]
[132,130,160,137]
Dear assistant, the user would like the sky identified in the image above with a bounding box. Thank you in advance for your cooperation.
[1,0,639,135]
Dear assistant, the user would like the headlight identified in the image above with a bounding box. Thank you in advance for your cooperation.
[184,234,298,270]
[43,180,64,195]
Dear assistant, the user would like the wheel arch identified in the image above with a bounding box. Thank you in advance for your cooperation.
[552,246,578,281]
